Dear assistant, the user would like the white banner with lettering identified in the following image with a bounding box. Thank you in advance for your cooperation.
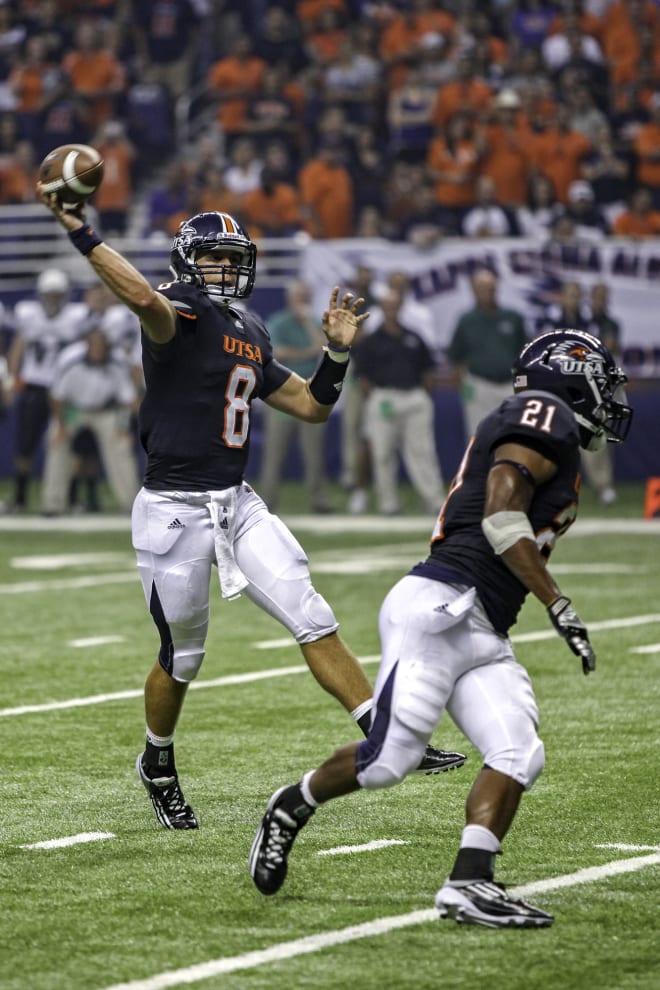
[301,237,660,365]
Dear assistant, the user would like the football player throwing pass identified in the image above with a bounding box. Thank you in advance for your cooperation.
[249,328,632,928]
[37,189,466,832]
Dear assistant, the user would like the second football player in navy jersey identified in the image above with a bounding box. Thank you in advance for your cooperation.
[249,329,632,929]
[37,193,465,833]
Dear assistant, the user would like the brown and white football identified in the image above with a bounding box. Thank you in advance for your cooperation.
[38,143,104,204]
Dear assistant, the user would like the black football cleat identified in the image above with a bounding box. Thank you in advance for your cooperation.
[435,879,554,928]
[136,753,199,830]
[415,745,467,775]
[249,784,314,895]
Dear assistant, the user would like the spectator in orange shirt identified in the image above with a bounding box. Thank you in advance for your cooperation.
[612,187,660,236]
[634,94,660,206]
[8,35,55,145]
[529,103,592,204]
[432,55,493,130]
[92,119,135,235]
[426,111,482,228]
[0,140,36,205]
[378,7,427,89]
[206,35,266,148]
[241,167,304,237]
[409,0,456,39]
[478,88,531,208]
[298,140,354,238]
[611,24,660,100]
[602,0,659,83]
[378,0,454,90]
[61,20,126,131]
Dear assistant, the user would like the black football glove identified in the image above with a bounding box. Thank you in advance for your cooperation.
[547,596,596,675]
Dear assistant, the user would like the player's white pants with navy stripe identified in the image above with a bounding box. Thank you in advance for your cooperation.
[356,575,544,791]
[131,483,338,682]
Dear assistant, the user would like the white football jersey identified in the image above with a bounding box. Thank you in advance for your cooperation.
[13,300,89,388]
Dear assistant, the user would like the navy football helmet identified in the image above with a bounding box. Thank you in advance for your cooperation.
[169,211,257,300]
[512,329,633,451]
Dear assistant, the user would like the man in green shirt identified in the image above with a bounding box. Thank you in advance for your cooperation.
[448,269,527,441]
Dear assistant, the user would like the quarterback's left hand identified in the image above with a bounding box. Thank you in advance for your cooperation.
[547,596,596,675]
[322,286,369,349]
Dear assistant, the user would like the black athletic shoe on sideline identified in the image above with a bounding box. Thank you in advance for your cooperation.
[435,879,554,928]
[415,745,467,775]
[135,753,199,830]
[249,784,314,895]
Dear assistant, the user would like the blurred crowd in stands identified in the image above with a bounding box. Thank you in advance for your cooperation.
[0,0,659,242]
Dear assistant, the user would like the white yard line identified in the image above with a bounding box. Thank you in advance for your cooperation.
[69,636,126,648]
[0,571,137,594]
[19,832,115,850]
[596,843,660,852]
[96,852,660,990]
[2,514,660,535]
[318,839,408,856]
[0,661,379,718]
[3,611,660,719]
[10,552,133,570]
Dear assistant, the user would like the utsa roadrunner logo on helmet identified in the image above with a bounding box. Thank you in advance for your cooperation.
[512,328,633,451]
[169,211,257,300]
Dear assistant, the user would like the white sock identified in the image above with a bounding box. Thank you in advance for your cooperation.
[459,824,501,854]
[300,770,320,808]
[145,727,175,748]
[350,699,373,724]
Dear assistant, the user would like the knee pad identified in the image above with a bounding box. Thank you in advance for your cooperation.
[484,714,546,790]
[295,586,338,644]
[355,739,412,790]
[356,705,427,790]
[149,581,208,682]
[169,643,206,682]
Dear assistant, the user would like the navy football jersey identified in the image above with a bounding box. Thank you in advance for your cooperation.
[411,390,581,634]
[139,282,291,490]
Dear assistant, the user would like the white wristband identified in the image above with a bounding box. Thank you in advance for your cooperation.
[323,345,350,364]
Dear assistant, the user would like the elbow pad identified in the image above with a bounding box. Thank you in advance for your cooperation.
[482,510,535,555]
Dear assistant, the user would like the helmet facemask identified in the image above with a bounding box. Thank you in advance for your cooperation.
[169,213,257,300]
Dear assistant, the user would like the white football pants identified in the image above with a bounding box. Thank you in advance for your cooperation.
[356,576,544,791]
[131,484,338,681]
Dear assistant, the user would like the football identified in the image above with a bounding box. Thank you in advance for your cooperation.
[38,143,104,204]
